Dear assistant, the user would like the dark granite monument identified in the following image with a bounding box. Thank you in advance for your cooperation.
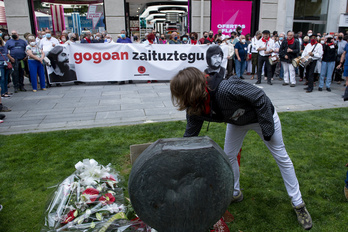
[128,136,234,232]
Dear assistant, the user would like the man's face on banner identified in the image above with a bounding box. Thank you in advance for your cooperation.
[210,54,222,68]
[57,47,70,73]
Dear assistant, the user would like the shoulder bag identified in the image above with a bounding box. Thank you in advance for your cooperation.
[0,50,12,69]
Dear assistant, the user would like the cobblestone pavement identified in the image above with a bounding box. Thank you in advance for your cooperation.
[0,76,347,135]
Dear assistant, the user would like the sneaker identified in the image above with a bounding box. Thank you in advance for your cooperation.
[255,81,261,84]
[33,90,37,92]
[230,190,243,203]
[19,87,27,92]
[345,186,348,200]
[240,76,245,79]
[42,88,47,91]
[290,84,296,87]
[267,81,273,85]
[293,202,312,230]
[0,114,5,120]
[318,87,322,91]
[0,104,11,112]
[326,88,331,92]
[282,83,289,86]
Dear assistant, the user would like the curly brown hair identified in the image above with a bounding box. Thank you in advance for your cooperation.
[170,67,208,116]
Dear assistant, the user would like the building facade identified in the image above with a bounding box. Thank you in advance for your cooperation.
[3,0,348,38]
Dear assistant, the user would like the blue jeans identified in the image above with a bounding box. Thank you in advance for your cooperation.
[28,60,46,90]
[235,59,246,78]
[279,63,284,78]
[319,61,335,89]
[0,67,9,95]
[345,171,348,188]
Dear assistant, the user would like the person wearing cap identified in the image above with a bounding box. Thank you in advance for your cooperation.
[302,34,323,93]
[318,35,337,92]
[279,31,300,87]
[256,30,274,85]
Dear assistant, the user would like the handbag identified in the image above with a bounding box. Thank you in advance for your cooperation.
[0,51,12,69]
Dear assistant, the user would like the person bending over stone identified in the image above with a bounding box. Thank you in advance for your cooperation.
[170,67,312,230]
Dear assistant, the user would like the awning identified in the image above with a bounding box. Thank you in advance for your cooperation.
[0,2,6,26]
[42,0,103,4]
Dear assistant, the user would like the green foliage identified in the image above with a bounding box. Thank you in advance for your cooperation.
[0,108,348,231]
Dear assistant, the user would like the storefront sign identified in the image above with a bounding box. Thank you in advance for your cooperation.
[211,0,252,35]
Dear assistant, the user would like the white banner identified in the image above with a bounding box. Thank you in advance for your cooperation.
[47,43,228,83]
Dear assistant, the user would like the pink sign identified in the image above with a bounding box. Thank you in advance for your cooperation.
[211,0,252,35]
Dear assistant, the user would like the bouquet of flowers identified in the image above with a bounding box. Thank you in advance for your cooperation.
[42,159,152,232]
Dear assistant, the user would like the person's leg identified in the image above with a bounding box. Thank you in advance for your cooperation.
[38,62,46,89]
[289,63,296,85]
[271,64,276,79]
[319,61,327,89]
[252,111,303,206]
[241,60,246,77]
[3,68,8,94]
[266,59,273,84]
[257,55,264,83]
[299,65,304,81]
[28,60,38,91]
[227,59,233,77]
[11,60,19,91]
[279,62,284,79]
[307,61,317,91]
[235,59,241,78]
[224,123,249,195]
[18,61,25,90]
[0,68,5,95]
[282,62,290,84]
[326,61,335,89]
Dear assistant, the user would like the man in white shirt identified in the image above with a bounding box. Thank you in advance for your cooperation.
[250,31,261,80]
[256,30,274,85]
[302,34,323,93]
[40,29,59,55]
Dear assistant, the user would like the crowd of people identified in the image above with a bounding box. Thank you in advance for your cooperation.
[1,26,348,123]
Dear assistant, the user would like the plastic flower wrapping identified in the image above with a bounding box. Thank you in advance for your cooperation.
[42,159,153,232]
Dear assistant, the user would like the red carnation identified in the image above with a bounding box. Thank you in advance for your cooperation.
[62,210,76,224]
[103,176,116,181]
[99,193,115,205]
[82,188,99,202]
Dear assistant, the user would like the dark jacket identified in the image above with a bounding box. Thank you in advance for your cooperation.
[184,78,275,140]
[322,43,337,62]
[279,39,300,63]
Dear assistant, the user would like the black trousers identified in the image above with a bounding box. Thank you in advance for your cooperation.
[257,55,272,82]
[227,58,235,77]
[334,54,343,81]
[11,59,25,89]
[305,60,317,91]
[299,65,305,80]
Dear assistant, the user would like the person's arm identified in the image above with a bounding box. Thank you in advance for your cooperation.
[235,44,241,61]
[337,50,346,68]
[183,113,204,137]
[291,40,300,54]
[279,42,285,58]
[313,44,323,59]
[256,40,266,52]
[5,43,15,63]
